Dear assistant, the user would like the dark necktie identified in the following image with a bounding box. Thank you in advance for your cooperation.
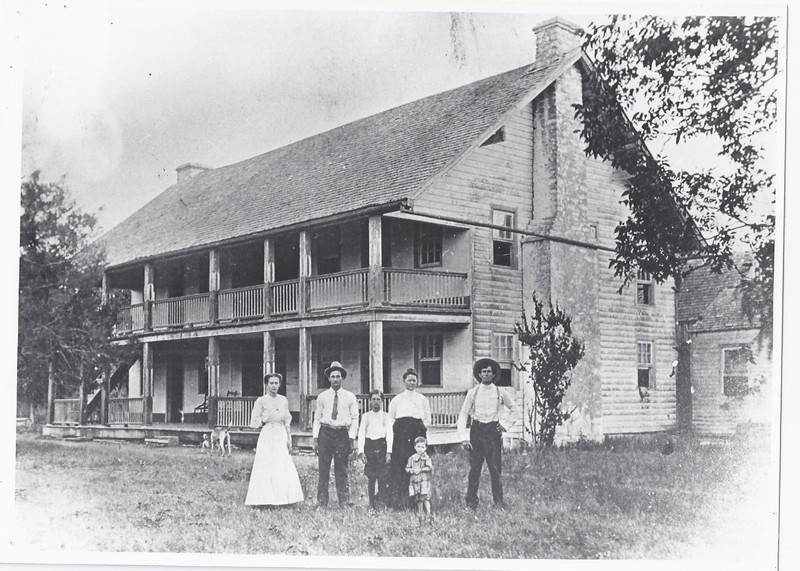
[331,390,339,421]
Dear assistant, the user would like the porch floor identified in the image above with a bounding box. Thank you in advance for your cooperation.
[42,422,462,450]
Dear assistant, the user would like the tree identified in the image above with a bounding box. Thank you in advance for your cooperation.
[18,172,132,410]
[575,16,778,344]
[516,295,585,448]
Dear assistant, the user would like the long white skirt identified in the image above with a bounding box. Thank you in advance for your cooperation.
[245,423,304,506]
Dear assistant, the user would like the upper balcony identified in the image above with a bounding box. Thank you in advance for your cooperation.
[110,215,471,337]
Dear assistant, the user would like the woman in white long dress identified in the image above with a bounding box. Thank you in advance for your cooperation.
[245,373,304,506]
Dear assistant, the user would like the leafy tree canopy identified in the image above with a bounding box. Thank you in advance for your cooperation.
[576,16,777,340]
[18,171,133,405]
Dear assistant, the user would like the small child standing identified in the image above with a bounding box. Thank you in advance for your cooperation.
[357,389,393,509]
[405,436,433,524]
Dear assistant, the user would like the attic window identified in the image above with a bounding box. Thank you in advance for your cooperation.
[481,127,506,147]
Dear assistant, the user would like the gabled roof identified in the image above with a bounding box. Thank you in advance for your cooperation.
[96,51,581,269]
[677,252,760,331]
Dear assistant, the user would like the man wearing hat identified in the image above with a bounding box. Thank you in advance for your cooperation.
[313,361,359,507]
[456,357,518,509]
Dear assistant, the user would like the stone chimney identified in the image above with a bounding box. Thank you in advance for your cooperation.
[533,17,582,61]
[176,162,211,184]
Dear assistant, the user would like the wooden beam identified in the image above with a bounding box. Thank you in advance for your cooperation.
[298,231,310,316]
[369,320,383,392]
[368,215,383,307]
[209,249,220,324]
[46,361,55,424]
[143,262,155,330]
[298,327,311,429]
[142,342,153,425]
[263,237,274,319]
[263,331,275,395]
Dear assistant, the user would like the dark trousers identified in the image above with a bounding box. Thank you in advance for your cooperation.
[466,421,503,506]
[317,426,350,505]
[389,417,426,509]
[364,437,389,507]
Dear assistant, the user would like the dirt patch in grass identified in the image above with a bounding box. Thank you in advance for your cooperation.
[12,432,777,560]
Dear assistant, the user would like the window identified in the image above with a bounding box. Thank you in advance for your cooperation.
[315,227,341,275]
[416,224,442,267]
[722,348,750,396]
[492,333,515,387]
[637,341,654,390]
[636,269,654,305]
[416,334,442,386]
[492,209,515,267]
[316,335,342,389]
[481,127,505,147]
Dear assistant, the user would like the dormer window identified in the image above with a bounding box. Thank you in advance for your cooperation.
[481,127,506,147]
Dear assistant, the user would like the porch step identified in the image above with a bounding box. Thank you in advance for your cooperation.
[145,436,179,447]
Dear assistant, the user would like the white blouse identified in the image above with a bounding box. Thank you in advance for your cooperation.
[249,394,291,429]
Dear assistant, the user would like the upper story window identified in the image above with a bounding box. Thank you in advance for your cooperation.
[492,333,515,387]
[416,333,442,386]
[492,209,516,267]
[636,269,655,305]
[637,341,654,391]
[416,224,442,268]
[722,347,750,397]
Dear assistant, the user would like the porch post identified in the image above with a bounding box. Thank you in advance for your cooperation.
[369,320,384,392]
[299,231,310,316]
[77,363,86,425]
[144,262,155,331]
[142,342,153,425]
[101,272,109,305]
[298,327,311,429]
[46,361,55,424]
[209,249,220,324]
[368,215,383,307]
[263,331,275,395]
[207,337,220,427]
[263,237,274,319]
[100,366,110,425]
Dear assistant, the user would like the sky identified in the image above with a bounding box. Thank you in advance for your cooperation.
[13,2,601,235]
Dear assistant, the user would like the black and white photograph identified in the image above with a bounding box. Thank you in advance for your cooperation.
[1,0,793,568]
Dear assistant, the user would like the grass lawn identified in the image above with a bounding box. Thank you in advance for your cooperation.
[12,431,777,559]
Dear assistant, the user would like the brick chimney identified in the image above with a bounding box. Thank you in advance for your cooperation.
[533,17,582,61]
[176,162,211,183]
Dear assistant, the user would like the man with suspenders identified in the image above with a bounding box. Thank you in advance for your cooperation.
[456,358,518,509]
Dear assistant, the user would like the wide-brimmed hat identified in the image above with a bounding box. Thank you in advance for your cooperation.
[473,358,501,381]
[324,361,348,379]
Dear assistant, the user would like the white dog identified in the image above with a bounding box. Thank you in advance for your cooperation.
[202,422,232,455]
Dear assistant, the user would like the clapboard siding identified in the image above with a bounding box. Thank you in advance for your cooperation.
[415,103,534,391]
[585,155,678,434]
[690,328,772,434]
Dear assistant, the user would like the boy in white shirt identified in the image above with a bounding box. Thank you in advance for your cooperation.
[358,389,393,509]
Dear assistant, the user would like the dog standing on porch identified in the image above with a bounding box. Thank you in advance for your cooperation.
[202,422,233,456]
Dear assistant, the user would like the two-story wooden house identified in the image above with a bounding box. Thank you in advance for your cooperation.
[65,18,685,440]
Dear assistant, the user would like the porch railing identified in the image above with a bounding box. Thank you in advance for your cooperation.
[383,269,469,308]
[308,269,368,311]
[302,390,467,431]
[108,397,146,425]
[152,293,210,328]
[115,303,146,335]
[270,279,299,315]
[53,398,81,424]
[213,396,259,428]
[218,284,264,321]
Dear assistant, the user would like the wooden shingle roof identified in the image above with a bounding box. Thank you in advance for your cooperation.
[677,253,760,332]
[95,51,581,269]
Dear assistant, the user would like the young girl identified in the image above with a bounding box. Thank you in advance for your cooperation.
[405,436,433,523]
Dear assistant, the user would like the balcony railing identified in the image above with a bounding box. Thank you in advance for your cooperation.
[53,398,82,425]
[213,396,259,428]
[108,397,147,425]
[384,269,469,308]
[116,268,469,334]
[308,268,368,311]
[302,390,466,431]
[115,303,145,335]
[270,279,299,315]
[152,293,210,328]
[219,284,265,321]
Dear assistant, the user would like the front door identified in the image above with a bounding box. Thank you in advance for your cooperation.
[166,355,184,423]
